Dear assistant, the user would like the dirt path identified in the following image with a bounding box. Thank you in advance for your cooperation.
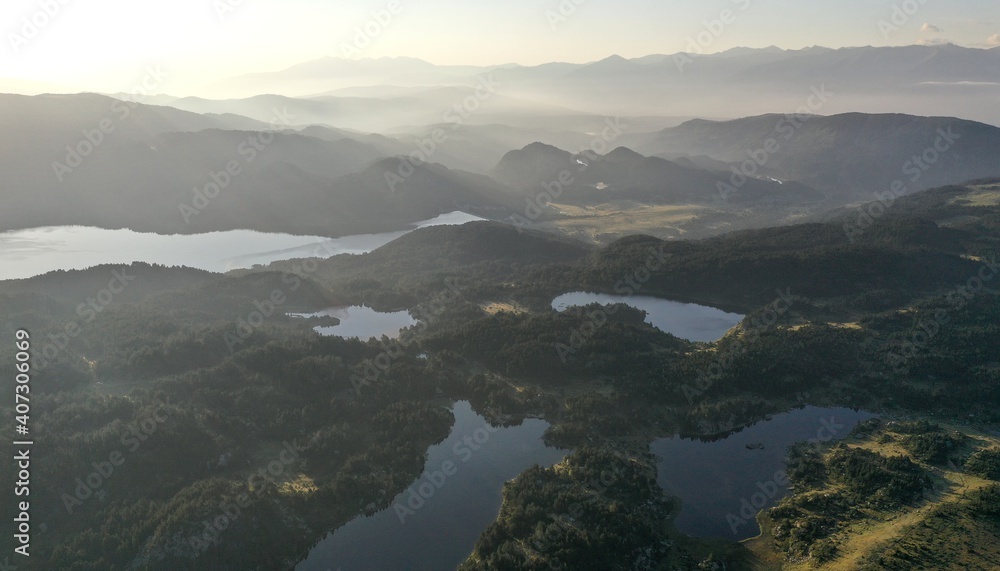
[751,429,999,571]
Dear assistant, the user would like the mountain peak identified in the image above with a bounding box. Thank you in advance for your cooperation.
[521,141,571,155]
[602,147,645,162]
[491,143,575,188]
[716,46,786,57]
[573,54,638,74]
[595,54,629,63]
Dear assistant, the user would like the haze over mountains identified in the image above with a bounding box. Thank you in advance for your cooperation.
[4,45,1000,242]
[6,1,1000,564]
[184,45,1000,127]
[492,142,823,205]
[629,113,1000,199]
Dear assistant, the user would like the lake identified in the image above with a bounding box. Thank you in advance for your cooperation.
[650,406,877,540]
[290,306,418,340]
[0,211,483,281]
[296,401,566,571]
[552,291,745,342]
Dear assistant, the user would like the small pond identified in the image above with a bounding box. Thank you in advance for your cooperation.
[552,291,745,342]
[651,406,877,540]
[290,306,417,340]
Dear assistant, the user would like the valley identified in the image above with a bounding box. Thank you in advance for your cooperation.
[2,179,999,569]
[3,22,1000,569]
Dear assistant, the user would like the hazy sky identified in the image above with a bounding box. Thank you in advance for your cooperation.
[1,0,997,94]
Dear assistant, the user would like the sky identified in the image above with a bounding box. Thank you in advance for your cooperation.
[1,0,998,95]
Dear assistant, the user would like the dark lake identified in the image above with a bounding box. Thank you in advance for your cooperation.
[552,291,745,342]
[290,305,417,340]
[296,401,566,571]
[651,406,877,540]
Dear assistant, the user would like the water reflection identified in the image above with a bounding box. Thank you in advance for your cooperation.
[651,406,876,540]
[296,401,566,571]
[0,211,484,280]
[552,291,744,342]
[291,306,417,340]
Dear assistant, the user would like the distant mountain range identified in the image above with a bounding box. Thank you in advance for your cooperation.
[492,143,822,206]
[0,93,540,236]
[145,89,589,133]
[4,86,1000,242]
[200,45,1000,127]
[629,113,1000,199]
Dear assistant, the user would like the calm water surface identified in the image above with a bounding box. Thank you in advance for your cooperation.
[290,306,417,340]
[552,291,744,342]
[651,406,877,540]
[0,211,483,280]
[296,401,566,571]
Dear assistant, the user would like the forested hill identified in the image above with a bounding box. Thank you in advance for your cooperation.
[636,114,1000,198]
[1,180,998,570]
